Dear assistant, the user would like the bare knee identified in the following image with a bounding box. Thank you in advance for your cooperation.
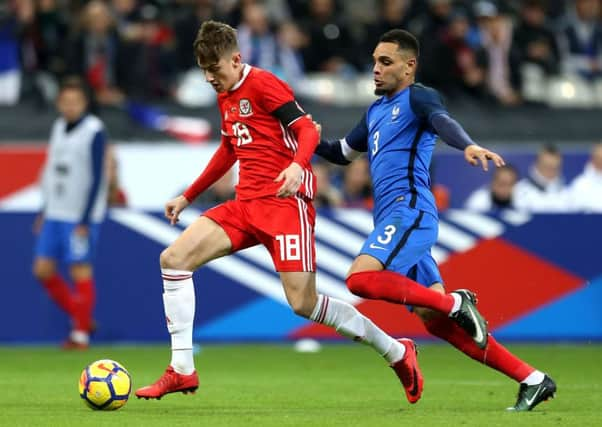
[160,246,189,270]
[33,260,55,281]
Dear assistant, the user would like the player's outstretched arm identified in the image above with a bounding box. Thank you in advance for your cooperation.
[314,115,367,165]
[182,137,236,204]
[430,114,504,171]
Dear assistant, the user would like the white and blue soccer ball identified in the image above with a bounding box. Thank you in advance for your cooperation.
[79,359,131,410]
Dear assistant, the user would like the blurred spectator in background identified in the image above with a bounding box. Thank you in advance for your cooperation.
[312,160,343,208]
[67,0,126,105]
[34,0,69,78]
[237,2,304,85]
[464,164,519,212]
[514,144,571,212]
[414,0,453,41]
[510,0,560,91]
[558,0,602,80]
[110,0,143,42]
[419,8,488,101]
[15,0,69,104]
[173,0,215,72]
[106,146,128,207]
[0,0,23,105]
[33,77,108,350]
[569,142,602,212]
[192,167,236,208]
[363,0,413,68]
[341,157,373,209]
[219,0,291,28]
[478,3,521,106]
[300,0,359,74]
[122,2,178,100]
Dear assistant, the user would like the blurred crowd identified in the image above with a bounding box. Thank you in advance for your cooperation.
[464,142,602,213]
[187,142,602,214]
[2,0,602,108]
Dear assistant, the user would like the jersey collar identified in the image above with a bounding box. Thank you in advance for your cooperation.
[230,64,251,92]
[383,85,409,103]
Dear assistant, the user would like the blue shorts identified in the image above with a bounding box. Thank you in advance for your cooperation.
[360,205,442,287]
[34,219,101,264]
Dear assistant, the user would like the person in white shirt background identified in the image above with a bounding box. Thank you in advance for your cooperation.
[514,144,572,212]
[569,143,602,213]
[464,164,519,212]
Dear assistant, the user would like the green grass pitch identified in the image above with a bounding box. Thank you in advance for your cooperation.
[1,343,600,426]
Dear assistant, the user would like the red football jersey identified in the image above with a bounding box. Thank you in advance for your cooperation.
[218,65,316,200]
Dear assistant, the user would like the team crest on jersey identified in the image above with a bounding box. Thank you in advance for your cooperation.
[239,99,253,117]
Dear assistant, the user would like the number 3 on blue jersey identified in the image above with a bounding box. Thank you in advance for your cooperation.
[371,130,380,156]
[377,224,396,244]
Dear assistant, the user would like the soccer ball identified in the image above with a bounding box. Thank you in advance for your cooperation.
[79,359,131,410]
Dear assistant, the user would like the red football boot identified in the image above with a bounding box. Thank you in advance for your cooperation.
[61,338,89,350]
[390,338,423,404]
[136,366,199,400]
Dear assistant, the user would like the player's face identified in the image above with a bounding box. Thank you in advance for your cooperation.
[491,169,517,200]
[536,152,562,181]
[199,51,243,93]
[372,42,416,96]
[57,89,88,123]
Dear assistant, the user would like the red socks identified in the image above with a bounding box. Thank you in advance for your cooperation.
[425,315,534,382]
[41,273,75,316]
[346,270,455,314]
[73,278,95,332]
[40,274,95,332]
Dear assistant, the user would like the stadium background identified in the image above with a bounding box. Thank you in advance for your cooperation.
[1,0,601,345]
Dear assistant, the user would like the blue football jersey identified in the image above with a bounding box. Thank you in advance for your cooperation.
[344,83,447,222]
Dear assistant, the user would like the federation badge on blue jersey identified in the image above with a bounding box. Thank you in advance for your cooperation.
[239,98,253,117]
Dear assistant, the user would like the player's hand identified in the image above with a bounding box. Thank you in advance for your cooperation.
[32,214,44,235]
[464,145,505,172]
[274,162,303,198]
[74,224,89,236]
[308,114,322,137]
[165,195,190,225]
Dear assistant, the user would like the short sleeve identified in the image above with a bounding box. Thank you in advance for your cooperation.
[409,84,448,125]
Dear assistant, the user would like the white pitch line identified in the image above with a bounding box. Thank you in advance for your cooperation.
[437,221,476,252]
[445,209,504,238]
[315,216,365,255]
[111,208,289,305]
[178,208,359,304]
[334,208,374,234]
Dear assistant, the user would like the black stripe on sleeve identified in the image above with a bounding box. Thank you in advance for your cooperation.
[272,101,305,126]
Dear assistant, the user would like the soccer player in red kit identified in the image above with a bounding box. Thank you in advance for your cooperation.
[135,21,423,404]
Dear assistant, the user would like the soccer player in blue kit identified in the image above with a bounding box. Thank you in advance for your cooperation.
[315,29,556,411]
[32,78,108,349]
